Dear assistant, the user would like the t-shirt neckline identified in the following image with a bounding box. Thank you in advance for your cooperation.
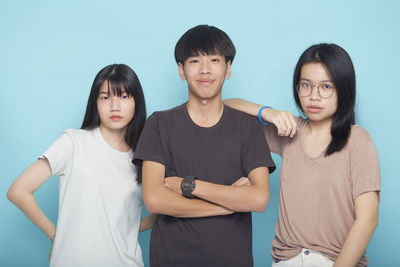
[183,102,227,131]
[299,120,325,160]
[95,127,133,159]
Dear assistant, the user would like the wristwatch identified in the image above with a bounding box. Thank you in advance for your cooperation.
[181,176,196,198]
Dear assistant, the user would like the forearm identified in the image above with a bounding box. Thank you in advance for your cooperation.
[193,180,269,212]
[139,213,157,232]
[333,219,378,267]
[223,98,262,117]
[8,192,56,238]
[144,186,232,218]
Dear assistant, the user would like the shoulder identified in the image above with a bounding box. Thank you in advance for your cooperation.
[346,125,378,158]
[224,105,258,125]
[295,116,308,128]
[61,128,99,145]
[147,103,186,122]
[63,128,94,138]
[348,125,375,145]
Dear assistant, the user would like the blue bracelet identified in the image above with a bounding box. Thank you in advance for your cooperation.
[258,106,272,125]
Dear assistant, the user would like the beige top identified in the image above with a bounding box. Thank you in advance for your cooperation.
[265,117,380,266]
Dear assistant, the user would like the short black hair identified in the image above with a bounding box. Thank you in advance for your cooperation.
[81,64,147,182]
[293,43,356,156]
[174,25,236,65]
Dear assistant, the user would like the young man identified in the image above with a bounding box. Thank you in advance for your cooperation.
[133,25,275,267]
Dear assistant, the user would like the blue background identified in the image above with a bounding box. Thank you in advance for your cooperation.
[1,0,399,266]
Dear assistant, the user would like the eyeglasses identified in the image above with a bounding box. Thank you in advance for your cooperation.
[297,81,335,99]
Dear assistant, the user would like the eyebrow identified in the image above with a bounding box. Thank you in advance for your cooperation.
[300,78,333,83]
[98,90,127,95]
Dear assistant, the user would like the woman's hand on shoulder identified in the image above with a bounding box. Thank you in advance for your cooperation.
[262,109,298,138]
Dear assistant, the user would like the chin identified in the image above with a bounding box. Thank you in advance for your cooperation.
[307,114,333,123]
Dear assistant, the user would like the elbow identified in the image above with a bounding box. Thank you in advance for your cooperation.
[143,194,162,214]
[7,187,18,204]
[252,194,269,213]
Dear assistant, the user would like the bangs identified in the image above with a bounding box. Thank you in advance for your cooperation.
[184,37,223,59]
[99,75,134,97]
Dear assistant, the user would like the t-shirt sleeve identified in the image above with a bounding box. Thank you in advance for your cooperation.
[349,127,381,199]
[243,119,276,175]
[262,124,284,156]
[39,132,73,176]
[133,113,165,166]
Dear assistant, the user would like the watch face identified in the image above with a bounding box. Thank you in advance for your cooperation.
[182,177,196,198]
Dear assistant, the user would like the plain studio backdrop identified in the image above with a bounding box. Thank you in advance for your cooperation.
[1,0,399,266]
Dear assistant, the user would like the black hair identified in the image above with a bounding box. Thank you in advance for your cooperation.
[81,64,146,182]
[293,43,356,156]
[174,25,236,65]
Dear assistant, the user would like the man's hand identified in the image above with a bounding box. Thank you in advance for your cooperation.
[262,108,298,137]
[232,177,251,186]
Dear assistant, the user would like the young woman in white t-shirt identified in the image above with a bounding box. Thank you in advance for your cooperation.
[225,44,380,267]
[7,64,156,267]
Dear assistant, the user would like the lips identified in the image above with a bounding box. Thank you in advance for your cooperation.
[307,105,323,113]
[197,79,214,85]
[109,115,122,121]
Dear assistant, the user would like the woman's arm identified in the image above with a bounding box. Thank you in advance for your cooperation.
[7,159,56,239]
[139,213,157,232]
[333,191,379,267]
[223,98,298,137]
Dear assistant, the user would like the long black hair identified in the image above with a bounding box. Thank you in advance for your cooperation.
[81,64,146,182]
[293,43,356,156]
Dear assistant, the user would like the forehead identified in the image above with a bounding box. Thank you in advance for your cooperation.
[300,62,332,81]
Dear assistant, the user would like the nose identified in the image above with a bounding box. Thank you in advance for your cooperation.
[199,61,211,74]
[309,85,321,100]
[110,96,121,111]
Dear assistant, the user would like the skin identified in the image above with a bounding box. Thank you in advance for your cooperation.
[223,62,379,266]
[7,82,155,261]
[97,82,135,151]
[142,53,270,217]
[178,54,231,127]
[299,63,338,157]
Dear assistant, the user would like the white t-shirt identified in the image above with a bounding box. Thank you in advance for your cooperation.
[41,127,144,267]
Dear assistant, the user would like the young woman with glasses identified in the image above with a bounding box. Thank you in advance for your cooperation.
[224,43,380,267]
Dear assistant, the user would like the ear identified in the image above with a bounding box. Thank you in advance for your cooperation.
[178,62,186,81]
[225,60,232,80]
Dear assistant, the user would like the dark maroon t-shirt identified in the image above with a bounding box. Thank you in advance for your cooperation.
[134,103,275,267]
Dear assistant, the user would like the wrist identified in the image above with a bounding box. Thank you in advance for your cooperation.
[258,106,272,125]
[181,176,196,198]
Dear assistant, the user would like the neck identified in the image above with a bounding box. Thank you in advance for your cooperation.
[187,96,224,127]
[99,124,130,152]
[306,118,332,137]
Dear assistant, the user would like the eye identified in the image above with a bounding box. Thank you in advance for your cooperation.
[190,59,199,63]
[100,96,109,100]
[121,94,130,99]
[211,58,220,63]
[300,82,311,88]
[322,83,334,89]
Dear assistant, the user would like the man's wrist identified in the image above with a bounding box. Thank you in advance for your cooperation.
[181,176,196,198]
[258,106,271,125]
